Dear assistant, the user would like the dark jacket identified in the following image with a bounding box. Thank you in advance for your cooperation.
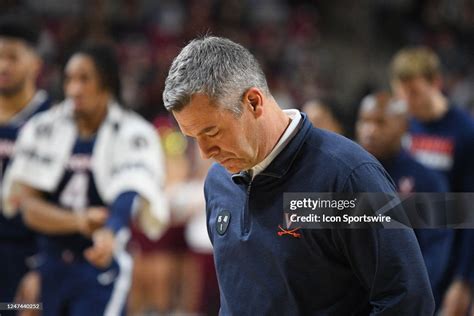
[204,114,435,315]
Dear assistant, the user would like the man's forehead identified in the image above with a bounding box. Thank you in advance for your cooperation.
[173,106,221,137]
[177,121,218,137]
[0,37,31,50]
[360,94,406,117]
[396,76,432,88]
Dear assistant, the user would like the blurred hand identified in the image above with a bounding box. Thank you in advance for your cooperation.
[84,228,115,268]
[14,271,41,316]
[77,207,109,236]
[441,280,472,316]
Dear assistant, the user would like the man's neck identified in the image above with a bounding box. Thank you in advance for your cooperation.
[76,105,108,138]
[0,86,36,123]
[258,107,291,163]
[378,144,403,164]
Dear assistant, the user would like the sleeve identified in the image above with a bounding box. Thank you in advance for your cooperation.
[105,191,139,233]
[102,120,169,239]
[453,133,474,284]
[4,117,44,191]
[2,120,34,216]
[105,124,166,200]
[454,230,474,285]
[458,130,474,191]
[3,115,66,216]
[336,163,435,315]
[204,171,214,246]
[3,109,75,215]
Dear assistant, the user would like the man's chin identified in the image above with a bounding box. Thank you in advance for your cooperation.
[73,109,93,120]
[0,83,23,96]
[73,111,85,120]
[224,166,243,174]
[218,159,246,174]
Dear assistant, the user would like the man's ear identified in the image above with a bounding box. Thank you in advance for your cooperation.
[243,87,264,118]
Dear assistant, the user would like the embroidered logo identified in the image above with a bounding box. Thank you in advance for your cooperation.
[216,210,231,235]
[277,225,301,238]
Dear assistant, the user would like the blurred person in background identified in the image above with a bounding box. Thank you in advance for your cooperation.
[128,122,190,316]
[356,91,448,193]
[355,91,459,313]
[4,42,168,316]
[391,46,474,315]
[179,142,219,315]
[0,13,51,313]
[302,99,345,135]
[129,127,219,316]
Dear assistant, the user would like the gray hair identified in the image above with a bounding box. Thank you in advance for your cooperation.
[163,36,270,115]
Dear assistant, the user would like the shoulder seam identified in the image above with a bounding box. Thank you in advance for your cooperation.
[341,162,383,191]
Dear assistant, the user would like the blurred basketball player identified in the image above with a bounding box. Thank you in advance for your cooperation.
[6,43,168,316]
[0,14,50,314]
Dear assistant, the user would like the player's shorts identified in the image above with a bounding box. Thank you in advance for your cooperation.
[39,249,132,316]
[130,225,188,254]
[0,239,36,303]
[188,250,220,314]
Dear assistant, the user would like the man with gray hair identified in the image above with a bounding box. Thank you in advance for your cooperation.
[163,36,434,315]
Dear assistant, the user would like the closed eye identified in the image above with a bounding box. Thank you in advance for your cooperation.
[207,130,219,137]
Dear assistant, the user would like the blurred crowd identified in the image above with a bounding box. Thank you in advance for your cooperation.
[1,0,474,123]
[0,0,474,315]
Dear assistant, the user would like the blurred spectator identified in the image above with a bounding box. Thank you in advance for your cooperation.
[391,46,474,315]
[302,99,345,135]
[129,123,219,316]
[356,91,456,313]
[356,91,448,192]
[181,143,219,316]
[2,1,472,123]
[128,123,189,315]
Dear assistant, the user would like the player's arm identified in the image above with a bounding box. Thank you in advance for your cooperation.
[14,182,108,235]
[339,163,435,315]
[84,191,138,268]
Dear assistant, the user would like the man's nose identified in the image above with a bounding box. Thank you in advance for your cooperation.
[363,123,378,136]
[65,80,82,98]
[198,140,219,160]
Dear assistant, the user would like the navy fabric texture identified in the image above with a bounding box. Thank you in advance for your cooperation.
[205,114,435,315]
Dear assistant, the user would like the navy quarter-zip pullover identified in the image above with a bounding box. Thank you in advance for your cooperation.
[204,114,434,315]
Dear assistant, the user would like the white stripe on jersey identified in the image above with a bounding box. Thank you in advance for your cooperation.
[104,228,133,316]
